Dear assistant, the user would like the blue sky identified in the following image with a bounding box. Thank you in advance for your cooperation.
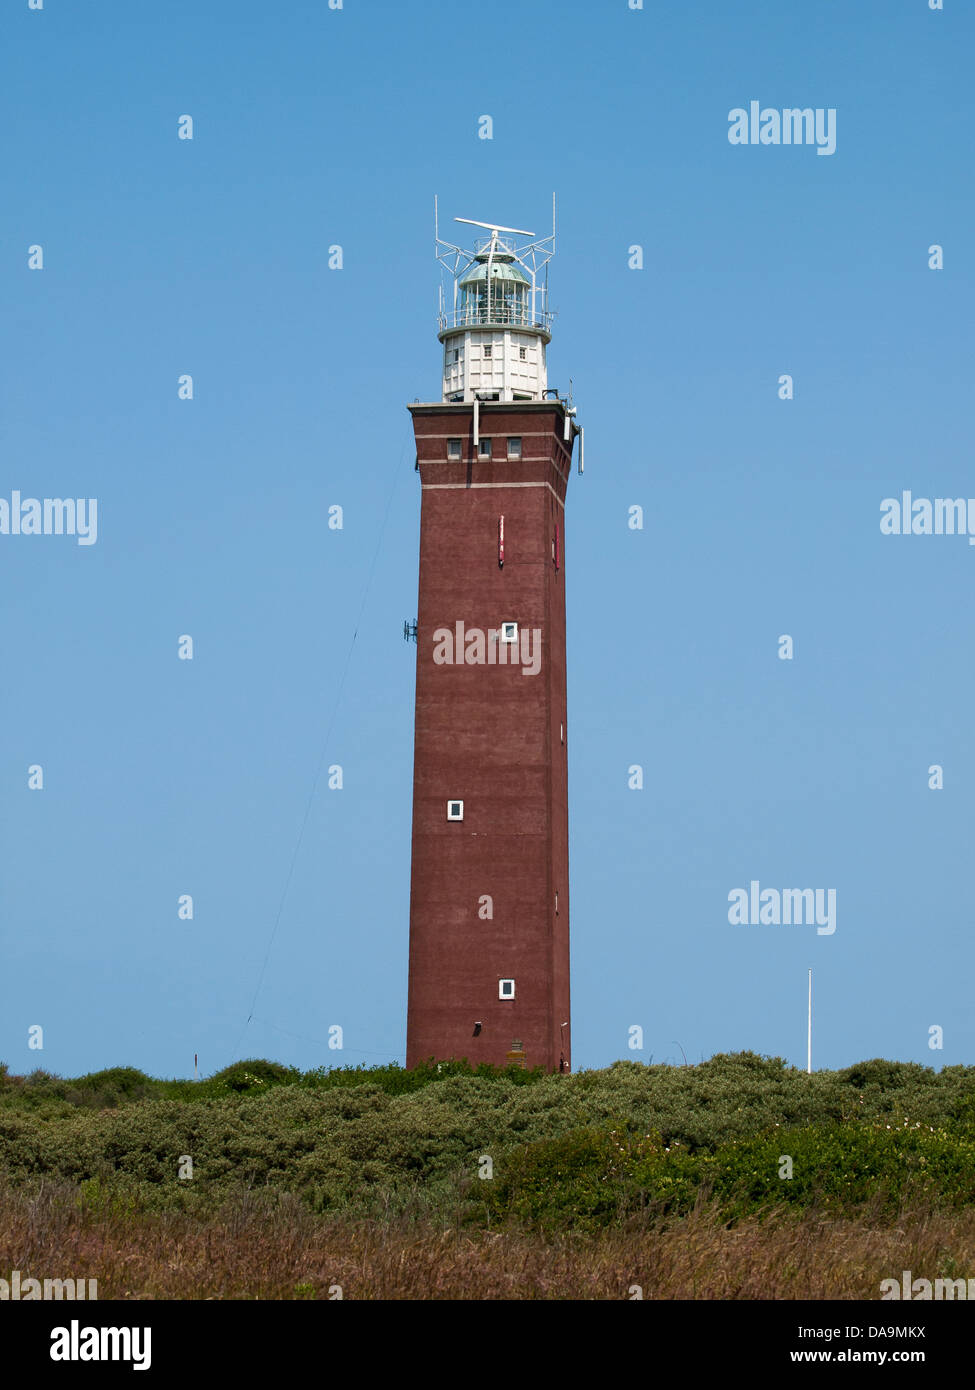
[2,0,972,1079]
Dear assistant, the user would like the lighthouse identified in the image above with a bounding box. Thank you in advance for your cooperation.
[405,204,581,1073]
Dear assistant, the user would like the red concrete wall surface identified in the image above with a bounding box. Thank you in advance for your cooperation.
[405,402,573,1072]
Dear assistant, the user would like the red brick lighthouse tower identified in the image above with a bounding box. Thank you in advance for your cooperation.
[406,207,581,1073]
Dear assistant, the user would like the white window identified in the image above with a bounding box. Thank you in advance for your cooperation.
[499,978,515,1000]
[519,346,526,360]
[447,438,462,459]
[478,437,492,459]
[501,622,518,643]
[447,800,464,821]
[507,436,522,459]
[483,345,493,359]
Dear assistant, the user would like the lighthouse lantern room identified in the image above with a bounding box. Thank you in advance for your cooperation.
[436,206,555,405]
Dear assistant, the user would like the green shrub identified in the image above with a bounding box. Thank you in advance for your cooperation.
[207,1060,300,1093]
[73,1067,153,1095]
[484,1126,653,1230]
[483,1118,975,1229]
[838,1059,933,1092]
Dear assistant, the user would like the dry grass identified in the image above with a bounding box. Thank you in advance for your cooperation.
[2,1182,974,1299]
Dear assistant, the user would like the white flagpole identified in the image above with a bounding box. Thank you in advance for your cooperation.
[807,970,812,1074]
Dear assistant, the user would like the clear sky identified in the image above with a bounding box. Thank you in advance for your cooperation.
[2,0,972,1079]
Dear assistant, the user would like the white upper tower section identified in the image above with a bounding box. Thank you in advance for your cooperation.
[435,203,556,404]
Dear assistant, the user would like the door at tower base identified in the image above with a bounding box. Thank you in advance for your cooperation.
[405,399,573,1074]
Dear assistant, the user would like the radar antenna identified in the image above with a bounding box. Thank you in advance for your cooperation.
[454,217,535,237]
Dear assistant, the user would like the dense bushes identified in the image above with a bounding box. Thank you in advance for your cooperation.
[0,1057,546,1107]
[482,1117,975,1230]
[0,1053,972,1228]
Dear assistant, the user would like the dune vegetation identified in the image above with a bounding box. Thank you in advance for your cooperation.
[1,1052,972,1298]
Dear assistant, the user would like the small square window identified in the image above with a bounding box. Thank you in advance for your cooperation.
[447,438,462,459]
[499,978,515,1000]
[501,622,518,643]
[478,438,492,459]
[483,345,492,359]
[519,346,526,360]
[507,436,522,459]
[447,800,464,821]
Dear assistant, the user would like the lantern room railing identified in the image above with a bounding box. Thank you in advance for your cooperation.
[438,305,553,332]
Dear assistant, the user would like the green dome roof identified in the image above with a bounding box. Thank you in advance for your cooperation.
[459,259,531,286]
